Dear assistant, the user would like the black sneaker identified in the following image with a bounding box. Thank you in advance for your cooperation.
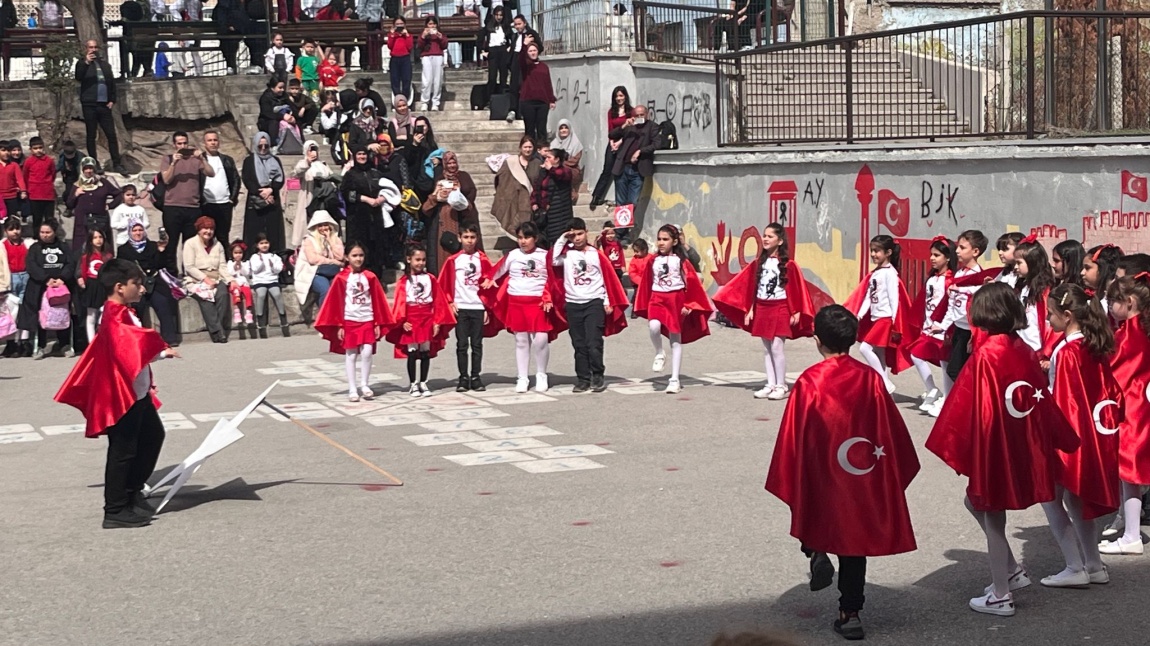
[591,376,608,393]
[1,340,17,357]
[470,376,486,392]
[132,492,157,518]
[810,551,835,591]
[833,612,864,640]
[456,376,470,392]
[50,343,70,357]
[102,509,153,529]
[572,381,591,393]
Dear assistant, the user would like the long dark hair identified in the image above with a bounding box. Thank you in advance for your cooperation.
[610,85,633,118]
[1014,241,1055,307]
[657,224,688,263]
[929,236,957,277]
[1107,274,1150,340]
[755,222,791,288]
[1086,244,1124,292]
[870,234,901,273]
[404,243,426,276]
[1049,283,1115,357]
[84,229,112,259]
[1053,239,1086,287]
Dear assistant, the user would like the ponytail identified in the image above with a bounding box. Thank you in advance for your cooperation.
[761,222,790,288]
[871,234,901,274]
[1108,274,1150,340]
[1049,283,1115,357]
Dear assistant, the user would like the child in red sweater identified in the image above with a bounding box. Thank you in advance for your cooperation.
[23,137,56,232]
[596,221,626,283]
[318,52,345,92]
[0,142,27,219]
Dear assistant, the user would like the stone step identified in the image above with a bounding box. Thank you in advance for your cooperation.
[745,92,941,106]
[743,104,959,117]
[745,117,966,129]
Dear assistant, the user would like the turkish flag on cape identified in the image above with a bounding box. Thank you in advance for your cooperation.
[1051,337,1124,519]
[926,334,1079,511]
[765,355,920,556]
[386,273,457,358]
[55,301,170,438]
[1111,316,1150,485]
[877,189,910,237]
[315,268,396,354]
[712,258,815,338]
[1122,170,1148,202]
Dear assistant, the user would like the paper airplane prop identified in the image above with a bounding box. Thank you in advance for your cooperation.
[144,381,279,513]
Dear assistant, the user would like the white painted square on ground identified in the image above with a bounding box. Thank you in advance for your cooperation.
[465,384,520,398]
[270,402,331,413]
[370,373,403,382]
[40,424,85,436]
[163,420,198,430]
[363,412,439,427]
[272,358,332,367]
[402,431,489,446]
[191,411,265,422]
[280,378,345,388]
[0,432,42,444]
[282,409,344,420]
[442,451,537,466]
[257,366,312,375]
[513,457,606,474]
[159,413,188,422]
[418,419,498,433]
[421,393,488,407]
[704,371,767,383]
[476,425,564,440]
[526,445,615,459]
[0,424,35,435]
[295,370,345,380]
[384,399,491,415]
[330,401,393,416]
[431,408,510,421]
[480,393,557,406]
[463,438,553,452]
[610,383,659,395]
[541,384,576,396]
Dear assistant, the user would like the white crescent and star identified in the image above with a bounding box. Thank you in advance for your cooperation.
[836,437,885,476]
[1005,380,1043,419]
[1093,400,1120,435]
[885,200,903,228]
[1126,174,1145,197]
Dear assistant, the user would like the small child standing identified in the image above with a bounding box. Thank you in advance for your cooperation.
[926,229,989,417]
[387,245,455,397]
[109,185,148,249]
[296,38,322,100]
[626,238,650,318]
[77,229,113,346]
[1040,283,1122,586]
[926,283,1079,617]
[596,221,626,284]
[227,241,255,336]
[315,243,395,402]
[993,232,1023,287]
[439,224,498,392]
[1,217,32,357]
[846,234,915,395]
[905,236,955,411]
[23,136,56,233]
[1012,238,1056,356]
[55,258,180,528]
[319,52,346,93]
[245,234,289,338]
[265,32,294,77]
[765,305,920,641]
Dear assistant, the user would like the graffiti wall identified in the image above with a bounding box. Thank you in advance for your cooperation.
[633,62,717,151]
[642,145,1150,306]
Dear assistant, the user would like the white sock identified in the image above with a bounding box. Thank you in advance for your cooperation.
[1064,490,1102,572]
[515,332,531,379]
[1041,489,1086,573]
[966,495,1020,574]
[86,307,100,341]
[983,510,1015,598]
[359,344,373,388]
[912,356,937,392]
[770,337,786,387]
[761,338,777,386]
[648,319,664,356]
[859,342,893,388]
[531,332,550,374]
[669,334,682,381]
[941,362,953,395]
[1121,481,1143,542]
[345,349,358,395]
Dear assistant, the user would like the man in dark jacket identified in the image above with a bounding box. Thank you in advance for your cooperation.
[613,103,658,204]
[75,40,125,174]
[200,130,241,247]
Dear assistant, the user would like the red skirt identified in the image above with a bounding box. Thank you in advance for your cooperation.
[505,294,552,333]
[751,299,793,340]
[394,303,435,346]
[907,334,948,365]
[331,320,377,354]
[857,315,893,347]
[648,289,686,334]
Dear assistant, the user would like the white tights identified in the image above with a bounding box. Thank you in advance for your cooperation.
[859,342,895,391]
[1041,486,1103,575]
[1118,481,1146,542]
[965,495,1019,598]
[761,337,786,387]
[345,344,373,395]
[912,356,937,392]
[85,307,102,342]
[649,319,683,380]
[514,332,550,378]
[940,361,953,395]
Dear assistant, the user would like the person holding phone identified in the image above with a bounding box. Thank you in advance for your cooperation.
[74,40,125,174]
[417,16,449,111]
[159,131,215,269]
[386,17,415,99]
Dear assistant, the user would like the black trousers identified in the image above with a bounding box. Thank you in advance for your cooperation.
[220,34,240,69]
[29,200,54,232]
[509,55,522,113]
[134,288,181,346]
[201,201,236,248]
[591,145,617,203]
[81,103,121,165]
[104,396,166,514]
[946,327,973,382]
[803,545,867,614]
[161,205,202,271]
[486,48,510,97]
[567,299,606,382]
[521,99,549,145]
[455,308,485,378]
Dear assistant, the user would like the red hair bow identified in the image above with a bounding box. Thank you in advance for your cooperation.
[1134,271,1150,284]
[1021,234,1038,244]
[930,235,948,244]
[1092,243,1120,261]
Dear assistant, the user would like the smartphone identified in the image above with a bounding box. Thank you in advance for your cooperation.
[179,148,194,157]
[415,125,426,134]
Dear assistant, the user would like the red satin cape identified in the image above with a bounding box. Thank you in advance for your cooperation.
[633,256,712,344]
[712,258,815,338]
[386,273,456,358]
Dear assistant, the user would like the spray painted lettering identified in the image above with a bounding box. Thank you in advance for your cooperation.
[553,77,591,114]
[920,181,960,225]
[646,93,713,130]
[802,178,825,207]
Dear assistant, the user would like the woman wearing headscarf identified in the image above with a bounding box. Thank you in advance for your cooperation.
[117,221,180,345]
[370,133,406,269]
[341,145,388,277]
[182,216,235,343]
[421,150,481,272]
[64,156,122,252]
[242,132,287,252]
[491,134,542,235]
[387,95,417,150]
[402,115,439,200]
[294,210,345,313]
[348,98,383,151]
[550,119,584,203]
[531,147,573,249]
[291,140,335,247]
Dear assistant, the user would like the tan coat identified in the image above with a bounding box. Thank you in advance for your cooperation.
[182,236,234,284]
[491,156,542,235]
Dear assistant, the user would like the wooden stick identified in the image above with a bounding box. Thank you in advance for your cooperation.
[262,402,404,486]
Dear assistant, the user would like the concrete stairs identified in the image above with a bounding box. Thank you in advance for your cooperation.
[734,49,968,142]
[0,89,41,150]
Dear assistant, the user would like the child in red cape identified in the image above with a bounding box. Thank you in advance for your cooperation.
[1100,274,1150,555]
[626,238,651,318]
[765,304,919,641]
[386,244,455,397]
[843,234,917,395]
[595,220,626,284]
[713,222,815,401]
[926,283,1079,617]
[550,217,630,393]
[438,224,500,393]
[904,236,955,412]
[314,242,395,402]
[1039,283,1123,587]
[633,224,711,394]
[55,258,180,529]
[1013,238,1058,360]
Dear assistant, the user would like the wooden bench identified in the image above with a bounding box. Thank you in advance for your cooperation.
[432,15,481,42]
[0,27,76,81]
[277,20,383,69]
[107,20,241,77]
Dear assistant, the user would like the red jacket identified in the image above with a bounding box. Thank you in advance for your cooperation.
[418,31,448,57]
[387,31,415,57]
[0,161,27,199]
[518,51,557,103]
[318,61,345,88]
[607,107,632,132]
[23,154,57,202]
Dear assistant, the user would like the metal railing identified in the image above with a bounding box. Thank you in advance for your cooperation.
[533,0,626,55]
[716,10,1150,146]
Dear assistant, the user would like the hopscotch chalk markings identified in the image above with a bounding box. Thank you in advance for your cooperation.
[479,393,558,406]
[418,419,498,433]
[526,445,615,460]
[0,432,42,444]
[431,408,510,421]
[442,451,537,466]
[514,458,606,473]
[463,438,553,452]
[403,431,490,447]
[476,425,564,440]
[364,412,440,427]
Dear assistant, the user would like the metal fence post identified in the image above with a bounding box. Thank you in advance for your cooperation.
[1026,15,1036,139]
[845,39,854,143]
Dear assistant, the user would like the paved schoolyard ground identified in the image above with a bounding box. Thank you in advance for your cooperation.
[1,322,1146,646]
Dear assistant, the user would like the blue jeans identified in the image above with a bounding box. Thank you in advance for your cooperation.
[312,264,340,306]
[614,165,644,207]
[9,271,28,301]
[390,53,412,99]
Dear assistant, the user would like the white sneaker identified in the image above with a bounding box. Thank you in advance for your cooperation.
[665,378,682,394]
[417,102,428,111]
[885,380,897,395]
[927,396,945,418]
[766,385,789,400]
[1088,567,1110,584]
[348,393,360,402]
[506,110,516,123]
[919,388,940,411]
[409,383,421,397]
[983,567,1031,594]
[303,126,314,136]
[1101,513,1123,538]
[1040,568,1090,588]
[359,385,375,400]
[1099,535,1144,555]
[969,591,1015,617]
[535,373,549,392]
[652,354,665,372]
[753,385,773,399]
[419,382,432,397]
[515,377,529,393]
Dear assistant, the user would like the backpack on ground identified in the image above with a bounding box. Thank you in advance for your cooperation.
[656,119,678,150]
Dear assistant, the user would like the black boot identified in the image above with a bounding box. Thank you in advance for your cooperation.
[1,340,17,357]
[237,325,247,340]
[102,508,153,529]
[457,375,469,392]
[20,340,33,357]
[258,327,268,339]
[280,324,291,337]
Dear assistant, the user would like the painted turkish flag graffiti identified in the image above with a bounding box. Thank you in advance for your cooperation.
[1121,170,1147,202]
[877,189,911,237]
